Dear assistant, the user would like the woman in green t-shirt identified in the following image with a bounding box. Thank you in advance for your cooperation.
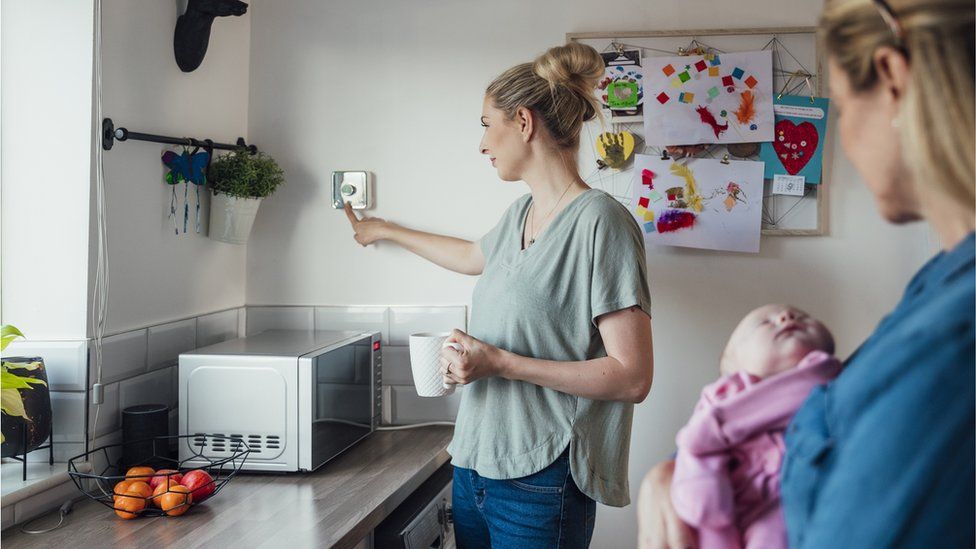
[345,42,654,548]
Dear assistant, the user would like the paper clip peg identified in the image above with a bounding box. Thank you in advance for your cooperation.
[721,153,730,165]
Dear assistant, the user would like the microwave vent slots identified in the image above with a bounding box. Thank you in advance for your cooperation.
[190,432,282,455]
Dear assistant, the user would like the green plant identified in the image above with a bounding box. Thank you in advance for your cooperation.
[1,325,46,443]
[208,148,285,199]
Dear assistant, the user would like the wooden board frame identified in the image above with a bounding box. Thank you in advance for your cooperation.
[568,27,829,236]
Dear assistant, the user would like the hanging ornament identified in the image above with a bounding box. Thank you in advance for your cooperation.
[162,146,210,235]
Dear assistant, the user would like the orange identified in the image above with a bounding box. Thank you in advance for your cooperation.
[113,479,134,498]
[126,481,152,500]
[159,484,193,516]
[114,488,147,519]
[125,466,155,480]
[150,481,173,508]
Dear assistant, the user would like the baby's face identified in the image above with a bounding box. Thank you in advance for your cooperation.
[721,304,835,378]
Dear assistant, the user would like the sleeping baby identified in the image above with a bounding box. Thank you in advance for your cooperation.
[671,304,842,549]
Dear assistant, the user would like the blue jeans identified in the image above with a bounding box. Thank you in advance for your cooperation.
[452,448,597,548]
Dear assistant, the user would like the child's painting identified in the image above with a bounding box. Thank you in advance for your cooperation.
[630,154,765,253]
[643,50,774,146]
[598,50,643,123]
[759,95,830,184]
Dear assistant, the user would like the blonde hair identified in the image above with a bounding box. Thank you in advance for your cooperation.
[820,0,975,211]
[486,42,604,149]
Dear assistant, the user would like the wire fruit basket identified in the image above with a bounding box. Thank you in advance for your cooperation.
[67,434,250,518]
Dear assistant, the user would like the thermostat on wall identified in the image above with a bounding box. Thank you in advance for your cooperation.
[332,171,372,210]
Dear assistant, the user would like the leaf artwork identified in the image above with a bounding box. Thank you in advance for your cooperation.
[734,91,756,124]
[670,162,703,213]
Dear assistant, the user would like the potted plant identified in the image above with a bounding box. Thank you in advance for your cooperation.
[1,325,52,458]
[208,148,285,244]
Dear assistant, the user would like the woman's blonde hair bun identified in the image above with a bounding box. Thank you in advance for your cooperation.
[532,42,605,94]
[486,42,604,149]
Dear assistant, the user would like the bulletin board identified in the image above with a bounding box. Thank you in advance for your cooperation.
[568,27,829,236]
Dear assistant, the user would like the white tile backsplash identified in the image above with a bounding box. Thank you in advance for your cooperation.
[389,306,467,345]
[1,340,88,391]
[97,329,147,385]
[89,382,120,439]
[381,346,413,385]
[148,318,196,372]
[89,429,124,477]
[119,369,172,419]
[24,442,84,464]
[389,384,461,423]
[314,306,390,343]
[246,306,314,336]
[196,309,240,348]
[49,391,85,443]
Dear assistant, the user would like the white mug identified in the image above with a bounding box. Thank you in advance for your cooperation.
[408,332,459,397]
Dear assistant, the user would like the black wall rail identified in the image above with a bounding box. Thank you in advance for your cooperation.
[101,118,257,154]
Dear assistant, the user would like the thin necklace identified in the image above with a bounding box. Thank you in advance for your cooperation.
[527,181,575,247]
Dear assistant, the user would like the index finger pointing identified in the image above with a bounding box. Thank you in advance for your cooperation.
[342,201,360,224]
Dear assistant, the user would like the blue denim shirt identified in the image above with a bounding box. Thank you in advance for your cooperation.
[782,232,975,548]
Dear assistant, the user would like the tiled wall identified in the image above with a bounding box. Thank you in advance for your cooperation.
[246,305,466,424]
[3,304,463,465]
[4,308,244,464]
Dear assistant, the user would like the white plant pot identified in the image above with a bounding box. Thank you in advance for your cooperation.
[209,191,263,244]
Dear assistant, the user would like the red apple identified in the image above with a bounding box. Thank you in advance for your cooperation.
[180,469,215,502]
[149,469,183,490]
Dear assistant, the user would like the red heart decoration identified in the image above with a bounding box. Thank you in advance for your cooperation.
[773,120,818,175]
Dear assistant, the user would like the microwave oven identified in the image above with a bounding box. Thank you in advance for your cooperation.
[178,329,382,472]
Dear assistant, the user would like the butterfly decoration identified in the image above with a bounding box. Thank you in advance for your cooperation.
[162,146,211,234]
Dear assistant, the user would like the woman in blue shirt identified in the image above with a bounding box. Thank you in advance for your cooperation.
[638,0,975,547]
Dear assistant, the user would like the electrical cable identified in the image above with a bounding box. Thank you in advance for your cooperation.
[89,0,109,456]
[376,422,456,431]
[19,499,74,535]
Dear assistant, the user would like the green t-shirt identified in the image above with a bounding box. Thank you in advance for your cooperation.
[447,188,652,507]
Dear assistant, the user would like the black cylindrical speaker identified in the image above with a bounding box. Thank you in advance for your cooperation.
[121,403,169,470]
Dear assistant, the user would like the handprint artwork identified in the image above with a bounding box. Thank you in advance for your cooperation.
[595,131,636,169]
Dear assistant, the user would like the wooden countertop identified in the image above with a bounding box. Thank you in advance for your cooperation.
[2,426,453,549]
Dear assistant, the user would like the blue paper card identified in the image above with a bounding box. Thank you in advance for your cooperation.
[759,95,830,184]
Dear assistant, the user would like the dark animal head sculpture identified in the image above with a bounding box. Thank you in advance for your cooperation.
[174,0,248,72]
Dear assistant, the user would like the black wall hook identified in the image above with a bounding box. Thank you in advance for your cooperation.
[174,0,248,72]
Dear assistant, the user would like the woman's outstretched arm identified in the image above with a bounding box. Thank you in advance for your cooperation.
[343,201,485,276]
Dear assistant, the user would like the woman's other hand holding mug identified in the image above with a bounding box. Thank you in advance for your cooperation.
[440,329,503,386]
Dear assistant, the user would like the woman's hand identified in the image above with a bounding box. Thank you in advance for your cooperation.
[439,329,505,385]
[343,201,392,246]
[637,460,697,549]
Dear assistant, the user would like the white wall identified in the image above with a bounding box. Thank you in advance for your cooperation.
[244,0,936,546]
[96,0,251,334]
[1,0,94,339]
